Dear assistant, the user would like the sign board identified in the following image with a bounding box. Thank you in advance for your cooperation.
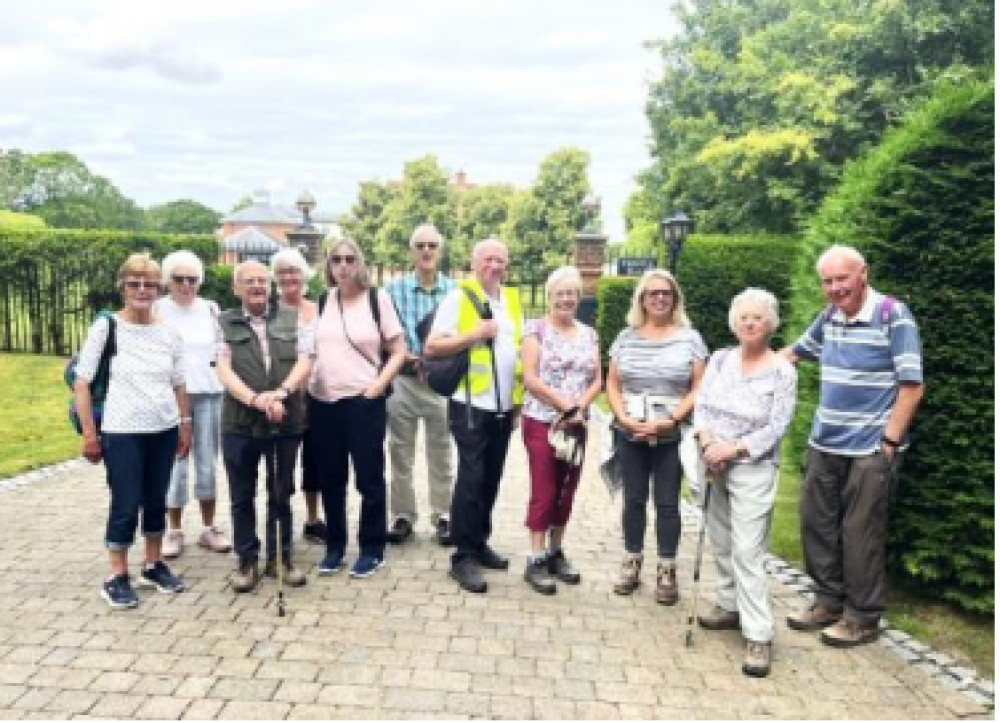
[616,256,657,276]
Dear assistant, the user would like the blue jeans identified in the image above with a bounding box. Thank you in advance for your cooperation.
[101,428,179,550]
[166,393,222,508]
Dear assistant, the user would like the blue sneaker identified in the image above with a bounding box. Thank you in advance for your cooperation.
[317,550,345,575]
[349,554,385,579]
[139,561,185,593]
[101,573,138,609]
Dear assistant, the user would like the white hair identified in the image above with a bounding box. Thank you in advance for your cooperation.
[160,250,204,284]
[233,259,271,283]
[816,244,866,273]
[728,287,780,336]
[409,223,444,249]
[270,247,315,280]
[471,237,507,262]
[545,266,582,300]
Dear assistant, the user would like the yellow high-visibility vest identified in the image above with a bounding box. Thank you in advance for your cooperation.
[457,279,524,405]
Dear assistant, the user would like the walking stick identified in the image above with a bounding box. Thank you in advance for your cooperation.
[684,460,713,647]
[267,427,286,618]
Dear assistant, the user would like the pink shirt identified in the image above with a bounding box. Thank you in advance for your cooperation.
[308,289,403,402]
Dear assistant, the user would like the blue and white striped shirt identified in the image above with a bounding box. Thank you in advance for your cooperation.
[384,272,456,355]
[793,288,923,456]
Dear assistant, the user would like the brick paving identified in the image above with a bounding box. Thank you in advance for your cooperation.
[0,429,989,720]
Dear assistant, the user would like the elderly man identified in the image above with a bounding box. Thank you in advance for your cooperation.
[425,238,524,593]
[384,223,457,546]
[785,245,924,647]
[216,261,315,593]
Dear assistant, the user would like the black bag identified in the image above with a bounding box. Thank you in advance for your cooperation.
[417,287,489,398]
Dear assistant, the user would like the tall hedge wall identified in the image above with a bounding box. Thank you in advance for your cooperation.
[786,75,994,613]
[596,234,799,360]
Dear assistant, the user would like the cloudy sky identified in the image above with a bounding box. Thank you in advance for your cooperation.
[0,1,679,238]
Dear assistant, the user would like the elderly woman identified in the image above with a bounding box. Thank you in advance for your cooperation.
[521,266,602,595]
[692,288,796,678]
[606,268,707,603]
[271,248,326,545]
[308,239,406,578]
[155,250,230,559]
[74,253,191,609]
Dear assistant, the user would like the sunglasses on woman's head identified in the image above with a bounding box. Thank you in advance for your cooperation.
[124,279,159,290]
[330,255,356,265]
[171,275,198,285]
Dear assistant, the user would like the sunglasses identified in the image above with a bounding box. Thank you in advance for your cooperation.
[644,289,675,299]
[414,242,439,252]
[124,279,159,290]
[171,275,199,285]
[330,255,356,265]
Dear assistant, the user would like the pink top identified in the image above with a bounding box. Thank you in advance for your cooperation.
[308,289,403,402]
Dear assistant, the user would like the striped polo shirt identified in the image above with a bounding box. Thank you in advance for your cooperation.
[384,272,456,355]
[793,288,923,456]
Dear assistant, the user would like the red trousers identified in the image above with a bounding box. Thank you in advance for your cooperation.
[522,416,585,532]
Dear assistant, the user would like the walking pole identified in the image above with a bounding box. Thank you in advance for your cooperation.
[268,426,286,618]
[684,457,713,647]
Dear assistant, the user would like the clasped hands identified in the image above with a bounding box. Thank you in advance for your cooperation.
[252,390,287,423]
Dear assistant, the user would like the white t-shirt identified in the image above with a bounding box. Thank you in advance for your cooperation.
[430,286,521,412]
[153,296,223,395]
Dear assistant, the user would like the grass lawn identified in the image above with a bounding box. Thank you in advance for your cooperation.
[0,353,81,478]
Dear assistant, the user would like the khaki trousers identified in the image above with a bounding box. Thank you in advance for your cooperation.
[387,374,455,526]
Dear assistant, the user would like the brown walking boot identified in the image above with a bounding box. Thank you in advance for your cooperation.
[786,602,843,631]
[820,618,880,648]
[231,560,260,594]
[612,553,642,595]
[742,639,772,677]
[655,560,679,605]
[698,605,740,631]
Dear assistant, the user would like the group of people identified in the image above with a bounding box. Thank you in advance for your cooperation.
[73,227,923,680]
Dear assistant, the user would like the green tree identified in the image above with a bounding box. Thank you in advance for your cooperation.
[144,199,221,234]
[340,179,400,265]
[376,155,456,267]
[453,183,517,270]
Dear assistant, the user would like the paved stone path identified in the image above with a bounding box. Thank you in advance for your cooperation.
[0,428,988,720]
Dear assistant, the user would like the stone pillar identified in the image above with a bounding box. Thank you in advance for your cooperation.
[573,229,607,327]
[285,227,325,266]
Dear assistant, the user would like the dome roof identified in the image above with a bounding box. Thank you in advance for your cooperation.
[222,226,281,253]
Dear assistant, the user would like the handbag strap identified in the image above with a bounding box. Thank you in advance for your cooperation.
[335,289,382,372]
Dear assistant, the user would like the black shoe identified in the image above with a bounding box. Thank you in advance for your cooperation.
[302,520,327,545]
[547,549,581,585]
[435,518,453,546]
[524,559,557,595]
[101,573,138,609]
[476,546,509,571]
[450,558,487,593]
[138,561,185,593]
[386,518,413,545]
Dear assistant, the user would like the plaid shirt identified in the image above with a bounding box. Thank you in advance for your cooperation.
[385,272,456,355]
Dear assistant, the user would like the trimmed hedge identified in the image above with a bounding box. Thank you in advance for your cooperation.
[596,234,799,360]
[787,75,994,613]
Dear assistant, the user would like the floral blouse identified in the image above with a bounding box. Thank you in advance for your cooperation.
[692,347,798,465]
[522,318,599,423]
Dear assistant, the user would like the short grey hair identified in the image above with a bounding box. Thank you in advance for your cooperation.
[409,223,444,249]
[545,266,582,300]
[471,237,507,262]
[728,287,780,335]
[816,244,866,273]
[270,247,315,280]
[233,260,271,283]
[161,250,204,284]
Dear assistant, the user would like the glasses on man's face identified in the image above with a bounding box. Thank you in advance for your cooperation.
[124,279,159,291]
[644,289,675,300]
[171,275,199,285]
[240,276,270,286]
[414,242,439,252]
[330,255,356,265]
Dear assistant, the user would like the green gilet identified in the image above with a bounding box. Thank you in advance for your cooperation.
[457,279,524,405]
[220,306,305,437]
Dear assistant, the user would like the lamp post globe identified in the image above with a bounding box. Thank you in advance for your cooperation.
[661,211,694,274]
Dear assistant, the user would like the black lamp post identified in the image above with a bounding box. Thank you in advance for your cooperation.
[661,211,694,274]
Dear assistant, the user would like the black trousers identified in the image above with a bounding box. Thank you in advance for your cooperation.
[308,394,388,559]
[448,400,515,565]
[222,433,301,564]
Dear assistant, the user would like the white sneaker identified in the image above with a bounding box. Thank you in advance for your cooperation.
[162,529,184,559]
[197,526,232,553]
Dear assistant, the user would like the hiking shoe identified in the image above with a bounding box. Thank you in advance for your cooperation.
[232,560,260,593]
[547,549,581,584]
[698,605,741,631]
[197,526,232,553]
[302,520,327,545]
[162,529,183,559]
[787,602,843,631]
[139,561,185,593]
[820,618,880,648]
[386,518,413,545]
[743,640,772,677]
[476,546,509,571]
[101,574,138,610]
[655,560,679,605]
[317,550,345,575]
[613,553,642,595]
[264,559,307,587]
[524,559,557,595]
[450,557,487,594]
[435,517,453,546]
[349,554,385,579]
